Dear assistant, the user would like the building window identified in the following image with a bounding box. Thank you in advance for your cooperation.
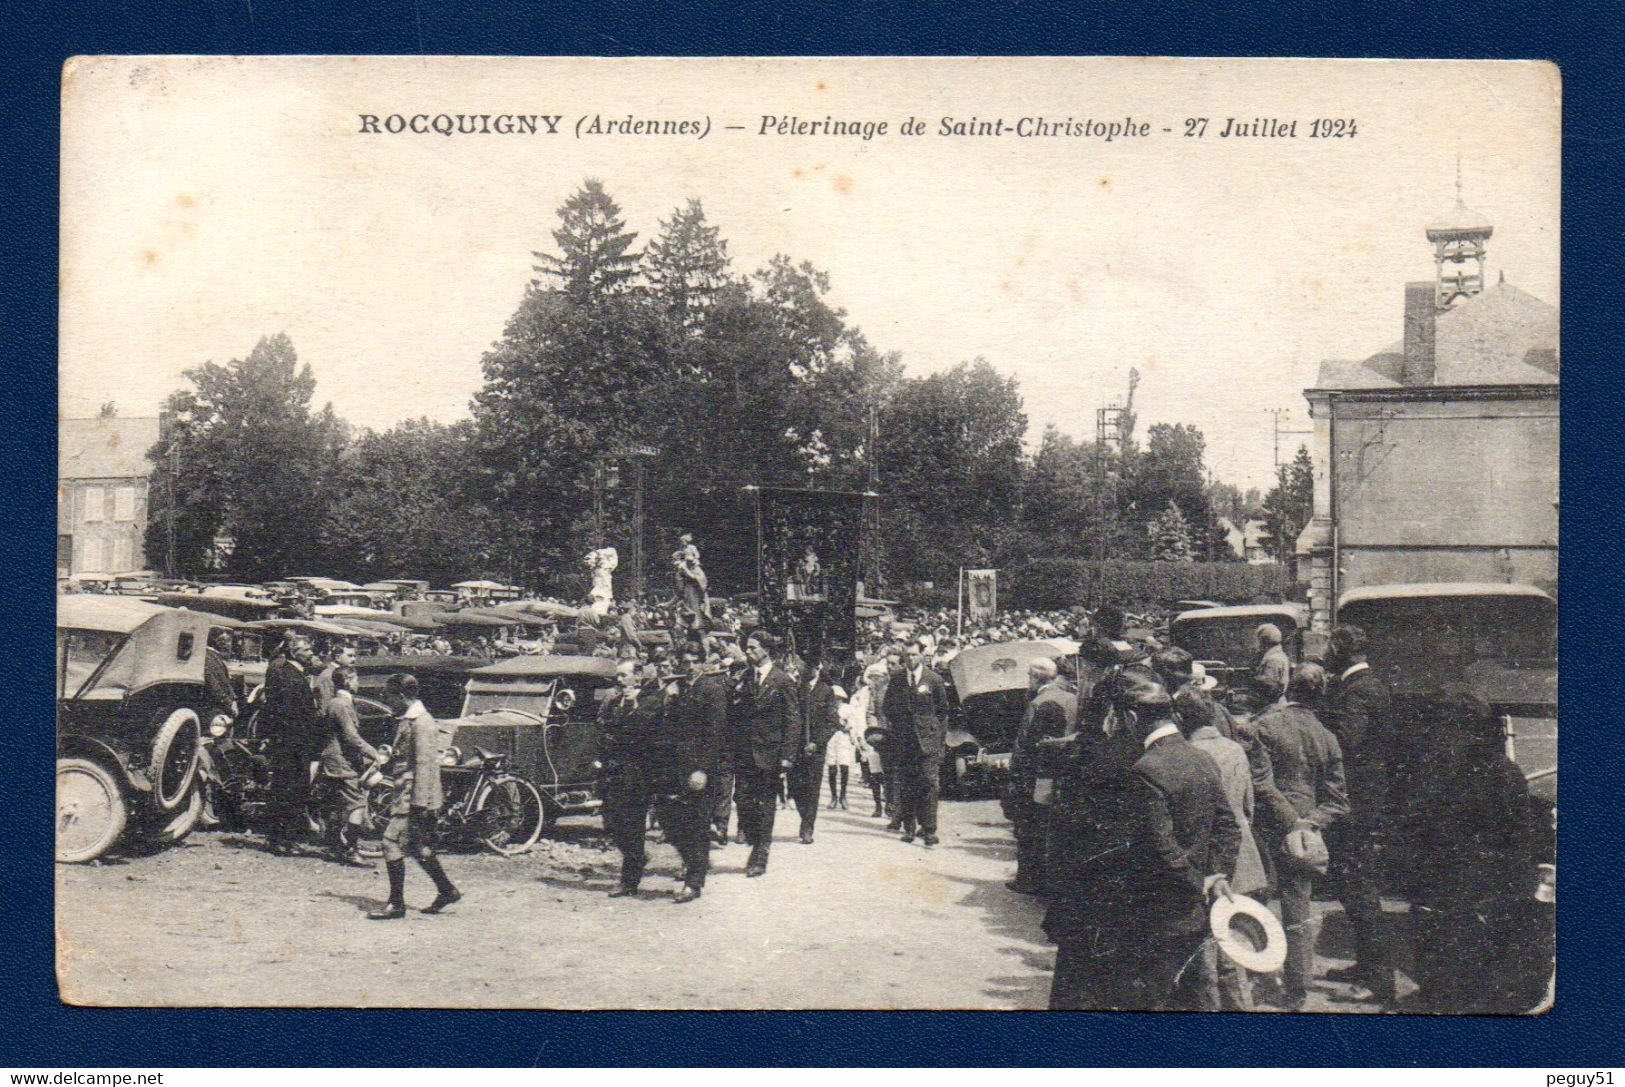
[82,486,103,522]
[112,535,134,572]
[114,486,137,522]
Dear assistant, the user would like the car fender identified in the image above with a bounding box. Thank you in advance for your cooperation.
[57,733,152,794]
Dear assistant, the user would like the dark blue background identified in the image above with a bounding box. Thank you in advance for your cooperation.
[5,0,1621,1067]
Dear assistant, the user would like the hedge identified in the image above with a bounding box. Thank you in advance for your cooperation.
[1003,558,1293,611]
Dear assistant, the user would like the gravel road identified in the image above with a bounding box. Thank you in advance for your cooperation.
[56,797,1408,1010]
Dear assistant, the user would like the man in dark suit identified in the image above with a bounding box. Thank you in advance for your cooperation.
[665,640,731,902]
[790,662,842,844]
[882,637,951,846]
[260,635,321,855]
[731,630,802,877]
[600,660,668,897]
[1043,671,1239,1010]
[1319,623,1398,1004]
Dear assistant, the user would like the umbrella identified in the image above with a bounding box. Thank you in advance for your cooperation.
[451,579,506,590]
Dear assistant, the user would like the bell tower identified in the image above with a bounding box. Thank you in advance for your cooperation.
[1425,159,1493,309]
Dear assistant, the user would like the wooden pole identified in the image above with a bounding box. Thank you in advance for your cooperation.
[957,567,964,638]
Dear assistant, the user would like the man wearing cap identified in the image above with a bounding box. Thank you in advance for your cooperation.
[1253,624,1292,704]
[1153,646,1288,871]
[1042,671,1239,1010]
[1318,623,1397,1004]
[369,673,460,919]
[1252,661,1350,1008]
[1004,657,1077,894]
[882,638,951,846]
[732,630,802,877]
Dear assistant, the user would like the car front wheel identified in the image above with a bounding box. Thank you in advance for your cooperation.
[57,756,128,863]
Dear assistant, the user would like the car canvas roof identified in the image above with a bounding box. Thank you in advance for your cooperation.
[949,640,1072,701]
[58,594,176,634]
[469,655,619,681]
[1338,582,1554,607]
[1171,602,1309,624]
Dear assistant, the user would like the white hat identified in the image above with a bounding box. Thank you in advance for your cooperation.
[1210,893,1287,974]
[1188,661,1219,691]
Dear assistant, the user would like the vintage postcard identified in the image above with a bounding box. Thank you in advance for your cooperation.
[56,56,1557,1011]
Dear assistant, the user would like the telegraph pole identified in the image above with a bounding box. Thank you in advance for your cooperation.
[1265,408,1313,469]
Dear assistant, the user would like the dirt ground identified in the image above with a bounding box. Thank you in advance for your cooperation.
[55,796,1410,1010]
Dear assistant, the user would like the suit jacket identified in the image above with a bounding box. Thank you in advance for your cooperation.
[1253,702,1350,834]
[1124,732,1242,936]
[799,679,842,762]
[602,687,668,780]
[672,672,731,778]
[1188,725,1267,894]
[318,693,380,778]
[387,700,443,811]
[1007,681,1078,801]
[881,665,951,762]
[733,664,803,772]
[262,656,319,753]
[1320,664,1392,826]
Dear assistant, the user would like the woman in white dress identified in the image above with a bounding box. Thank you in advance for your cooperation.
[826,685,858,809]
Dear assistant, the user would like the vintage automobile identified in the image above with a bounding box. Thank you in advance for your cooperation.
[1168,602,1312,693]
[1339,582,1557,1012]
[942,639,1077,798]
[1336,582,1556,800]
[441,655,621,827]
[56,597,215,862]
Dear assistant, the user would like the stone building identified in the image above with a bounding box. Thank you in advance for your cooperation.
[57,416,161,579]
[1295,197,1558,631]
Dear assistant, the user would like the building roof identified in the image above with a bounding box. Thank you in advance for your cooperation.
[1432,281,1559,385]
[1425,199,1493,237]
[1314,281,1557,390]
[59,416,161,481]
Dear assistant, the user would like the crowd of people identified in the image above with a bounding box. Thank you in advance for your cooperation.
[204,539,1547,1013]
[1004,609,1549,1013]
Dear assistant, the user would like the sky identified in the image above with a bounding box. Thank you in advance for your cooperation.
[60,57,1559,490]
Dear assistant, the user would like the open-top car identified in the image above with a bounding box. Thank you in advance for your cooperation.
[56,596,215,862]
[442,655,621,828]
[943,639,1077,797]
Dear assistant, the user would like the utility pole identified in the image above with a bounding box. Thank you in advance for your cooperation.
[1265,408,1313,469]
[864,401,883,595]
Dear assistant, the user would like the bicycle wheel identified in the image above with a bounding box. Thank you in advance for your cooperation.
[472,773,545,855]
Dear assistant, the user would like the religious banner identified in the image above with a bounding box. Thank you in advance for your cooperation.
[756,487,864,663]
[966,568,998,621]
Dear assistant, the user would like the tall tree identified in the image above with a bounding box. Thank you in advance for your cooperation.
[319,419,504,585]
[1261,443,1314,575]
[532,178,642,303]
[1128,422,1211,554]
[1148,500,1196,562]
[645,198,733,328]
[144,333,347,580]
[876,359,1027,581]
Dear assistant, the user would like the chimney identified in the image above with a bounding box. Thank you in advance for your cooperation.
[1403,281,1436,385]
